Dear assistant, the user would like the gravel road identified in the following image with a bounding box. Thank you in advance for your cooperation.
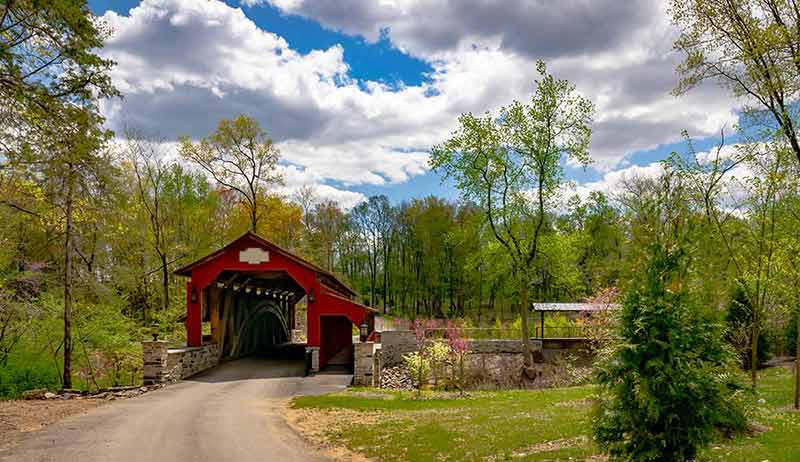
[0,358,351,462]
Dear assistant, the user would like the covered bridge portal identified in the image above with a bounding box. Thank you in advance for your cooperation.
[174,232,375,370]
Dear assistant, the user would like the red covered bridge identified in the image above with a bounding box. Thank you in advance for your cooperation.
[174,232,375,371]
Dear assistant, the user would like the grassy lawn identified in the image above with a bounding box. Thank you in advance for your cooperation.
[291,367,800,462]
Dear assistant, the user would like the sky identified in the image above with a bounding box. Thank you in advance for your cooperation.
[88,0,744,208]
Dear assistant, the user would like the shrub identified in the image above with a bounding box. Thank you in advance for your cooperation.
[446,321,469,394]
[725,285,770,368]
[403,351,431,391]
[0,350,61,398]
[593,245,747,462]
[428,339,450,389]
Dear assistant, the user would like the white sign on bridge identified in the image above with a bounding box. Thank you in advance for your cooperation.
[239,247,270,264]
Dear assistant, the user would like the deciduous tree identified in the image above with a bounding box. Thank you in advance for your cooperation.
[179,115,283,232]
[431,61,593,372]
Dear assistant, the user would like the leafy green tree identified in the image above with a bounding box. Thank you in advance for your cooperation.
[179,115,283,232]
[669,138,788,386]
[124,133,174,313]
[593,244,745,462]
[431,61,593,371]
[771,177,800,408]
[351,195,393,310]
[671,0,800,164]
[566,192,624,294]
[1,0,118,391]
[0,0,116,128]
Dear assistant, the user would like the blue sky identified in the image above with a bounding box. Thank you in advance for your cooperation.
[90,0,743,206]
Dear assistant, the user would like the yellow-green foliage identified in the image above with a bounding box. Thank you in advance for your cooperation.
[403,351,431,390]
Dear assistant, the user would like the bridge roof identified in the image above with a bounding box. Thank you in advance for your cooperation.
[532,302,619,312]
[174,231,357,298]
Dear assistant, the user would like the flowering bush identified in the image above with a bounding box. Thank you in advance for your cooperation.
[403,351,431,392]
[428,339,451,388]
[446,321,470,394]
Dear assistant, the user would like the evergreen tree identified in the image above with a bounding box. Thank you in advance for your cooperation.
[593,244,745,462]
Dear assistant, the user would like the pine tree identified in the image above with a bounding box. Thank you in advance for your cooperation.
[593,244,746,461]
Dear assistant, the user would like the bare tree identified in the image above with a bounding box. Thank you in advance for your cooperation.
[179,115,283,232]
[125,131,173,313]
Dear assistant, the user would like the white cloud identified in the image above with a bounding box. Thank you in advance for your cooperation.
[571,161,667,201]
[572,142,764,216]
[98,0,742,205]
[253,0,740,168]
[278,165,366,209]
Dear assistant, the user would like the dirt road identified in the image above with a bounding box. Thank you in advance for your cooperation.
[0,358,352,462]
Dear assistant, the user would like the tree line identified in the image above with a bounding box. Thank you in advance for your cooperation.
[3,0,800,424]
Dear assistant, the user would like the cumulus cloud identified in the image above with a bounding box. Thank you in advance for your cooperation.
[254,0,740,167]
[571,161,667,201]
[571,142,762,216]
[278,165,366,209]
[257,0,658,60]
[97,0,741,206]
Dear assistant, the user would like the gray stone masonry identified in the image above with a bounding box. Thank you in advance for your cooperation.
[306,346,320,372]
[373,331,549,389]
[379,330,542,367]
[353,342,380,386]
[141,341,221,385]
[142,341,169,385]
[378,330,418,368]
[372,345,382,387]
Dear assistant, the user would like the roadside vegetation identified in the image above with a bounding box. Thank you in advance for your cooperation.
[3,1,800,460]
[292,367,800,462]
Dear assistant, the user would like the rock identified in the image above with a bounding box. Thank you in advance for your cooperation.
[22,388,47,400]
[44,392,58,399]
[379,366,414,390]
[60,388,85,395]
[123,390,140,398]
[139,386,148,393]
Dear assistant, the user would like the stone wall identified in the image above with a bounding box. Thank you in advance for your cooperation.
[142,341,221,385]
[306,346,320,373]
[142,341,169,385]
[378,330,419,368]
[379,330,542,367]
[369,331,549,389]
[353,342,380,386]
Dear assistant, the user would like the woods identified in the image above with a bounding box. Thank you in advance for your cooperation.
[5,107,800,396]
[4,2,800,460]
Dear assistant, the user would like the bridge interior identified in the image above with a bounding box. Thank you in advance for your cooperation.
[205,270,306,359]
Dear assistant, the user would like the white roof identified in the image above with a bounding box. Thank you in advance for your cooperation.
[532,303,618,312]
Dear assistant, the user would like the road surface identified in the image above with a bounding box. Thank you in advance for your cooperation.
[1,358,351,462]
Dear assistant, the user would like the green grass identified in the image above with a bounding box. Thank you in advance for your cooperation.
[292,367,800,462]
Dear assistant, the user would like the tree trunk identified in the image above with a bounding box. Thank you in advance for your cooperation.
[160,253,169,311]
[795,311,800,409]
[519,281,532,367]
[750,316,759,388]
[383,244,389,312]
[63,172,75,390]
